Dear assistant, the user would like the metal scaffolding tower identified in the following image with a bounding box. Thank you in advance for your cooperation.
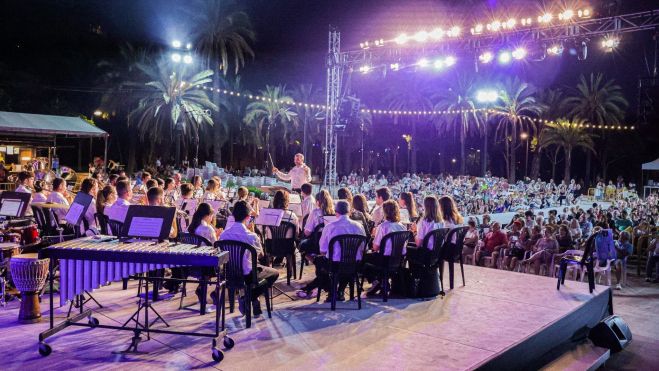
[323,27,343,189]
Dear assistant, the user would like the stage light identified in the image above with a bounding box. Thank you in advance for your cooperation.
[505,18,516,28]
[512,47,527,60]
[487,21,501,32]
[447,26,461,37]
[601,37,619,51]
[390,63,400,71]
[471,24,483,35]
[521,17,533,26]
[444,56,456,66]
[93,110,103,116]
[578,8,592,18]
[538,13,553,23]
[359,65,372,74]
[172,40,182,48]
[547,44,564,55]
[479,51,494,64]
[395,33,409,44]
[559,9,574,21]
[360,42,369,49]
[429,28,444,39]
[476,90,498,103]
[498,51,512,64]
[186,43,192,50]
[183,54,193,64]
[433,59,444,69]
[417,58,430,67]
[374,38,384,47]
[451,158,457,163]
[413,30,429,42]
[171,53,182,63]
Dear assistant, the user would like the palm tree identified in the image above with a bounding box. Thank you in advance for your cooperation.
[96,43,152,172]
[243,85,298,169]
[562,73,628,182]
[292,84,324,169]
[433,74,481,174]
[540,119,595,182]
[383,79,435,173]
[531,88,564,178]
[188,0,255,76]
[128,59,217,166]
[491,77,542,182]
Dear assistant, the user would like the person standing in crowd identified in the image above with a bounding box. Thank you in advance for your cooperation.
[219,201,279,316]
[272,153,312,192]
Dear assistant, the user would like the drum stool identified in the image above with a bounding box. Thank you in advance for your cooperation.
[10,253,50,323]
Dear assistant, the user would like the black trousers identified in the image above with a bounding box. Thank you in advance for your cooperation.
[244,265,279,300]
[303,256,351,293]
[361,253,384,283]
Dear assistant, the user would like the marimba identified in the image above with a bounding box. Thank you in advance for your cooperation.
[37,236,233,363]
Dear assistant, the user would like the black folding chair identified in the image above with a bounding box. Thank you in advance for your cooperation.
[318,234,368,311]
[175,233,213,313]
[107,219,125,237]
[299,223,324,279]
[407,228,450,297]
[95,213,109,235]
[442,226,470,289]
[376,230,412,302]
[216,240,272,329]
[265,221,297,285]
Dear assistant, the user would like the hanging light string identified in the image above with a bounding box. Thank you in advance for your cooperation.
[198,86,634,130]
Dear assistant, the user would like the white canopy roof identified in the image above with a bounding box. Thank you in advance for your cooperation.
[642,158,659,171]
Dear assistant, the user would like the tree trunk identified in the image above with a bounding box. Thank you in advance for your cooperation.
[564,147,571,183]
[530,149,541,179]
[212,77,222,166]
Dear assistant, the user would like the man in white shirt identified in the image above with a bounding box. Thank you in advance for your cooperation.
[104,180,131,223]
[371,187,392,226]
[272,153,312,192]
[219,201,279,316]
[300,183,316,224]
[15,171,34,216]
[46,177,70,221]
[298,201,365,301]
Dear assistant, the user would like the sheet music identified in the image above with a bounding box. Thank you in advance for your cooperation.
[0,199,22,217]
[255,208,285,226]
[258,199,271,209]
[288,193,301,204]
[400,208,411,224]
[323,215,338,224]
[65,202,85,225]
[127,217,164,238]
[207,200,227,211]
[288,203,302,217]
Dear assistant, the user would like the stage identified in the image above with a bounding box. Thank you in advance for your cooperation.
[0,265,611,370]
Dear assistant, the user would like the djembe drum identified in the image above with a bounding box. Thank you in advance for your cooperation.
[10,254,50,323]
[0,243,21,307]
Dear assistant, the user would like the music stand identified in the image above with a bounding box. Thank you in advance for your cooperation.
[323,215,338,224]
[64,192,93,226]
[255,208,285,227]
[123,205,176,243]
[0,191,31,218]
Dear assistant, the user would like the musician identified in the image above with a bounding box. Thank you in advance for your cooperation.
[234,186,259,217]
[267,190,299,239]
[362,200,406,296]
[133,171,151,193]
[191,175,204,198]
[46,177,71,220]
[297,200,365,300]
[372,187,392,226]
[108,174,119,187]
[202,179,220,201]
[104,180,131,223]
[15,170,35,194]
[272,153,311,192]
[163,177,178,205]
[211,176,227,200]
[414,196,444,249]
[96,185,116,215]
[300,183,316,222]
[32,180,48,203]
[188,202,218,243]
[220,201,279,317]
[79,178,99,233]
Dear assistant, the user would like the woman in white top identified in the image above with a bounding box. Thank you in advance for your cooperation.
[32,180,48,203]
[438,195,464,243]
[188,202,218,244]
[415,196,444,249]
[303,189,334,238]
[79,178,99,233]
[267,190,299,239]
[202,179,220,201]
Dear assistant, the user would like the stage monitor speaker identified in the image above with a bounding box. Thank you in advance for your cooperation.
[588,315,632,353]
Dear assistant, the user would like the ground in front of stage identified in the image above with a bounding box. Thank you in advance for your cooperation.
[0,264,657,370]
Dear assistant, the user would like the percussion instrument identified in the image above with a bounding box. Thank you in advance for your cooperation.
[10,253,50,323]
[0,243,21,307]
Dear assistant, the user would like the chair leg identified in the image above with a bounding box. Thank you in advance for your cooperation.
[122,277,129,290]
[245,287,252,328]
[264,286,272,318]
[349,280,354,301]
[292,253,297,281]
[228,288,235,313]
[178,281,187,310]
[448,257,455,290]
[286,256,292,285]
[459,255,465,287]
[357,274,362,310]
[316,282,321,302]
[383,270,389,302]
[299,253,305,280]
[330,273,337,311]
[438,260,445,292]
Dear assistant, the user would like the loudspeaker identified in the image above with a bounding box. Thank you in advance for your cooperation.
[588,315,632,352]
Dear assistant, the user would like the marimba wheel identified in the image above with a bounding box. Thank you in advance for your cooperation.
[38,342,52,357]
[212,348,224,362]
[223,336,234,349]
[88,316,99,327]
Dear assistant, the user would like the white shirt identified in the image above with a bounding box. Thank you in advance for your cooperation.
[104,197,131,223]
[416,219,444,250]
[219,222,263,275]
[371,205,384,226]
[301,194,316,221]
[275,164,311,189]
[15,184,33,216]
[81,200,97,232]
[193,220,217,244]
[32,192,47,203]
[373,221,407,256]
[46,191,70,221]
[319,214,366,262]
[304,208,327,235]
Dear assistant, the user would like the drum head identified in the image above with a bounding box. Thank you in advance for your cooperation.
[11,253,39,261]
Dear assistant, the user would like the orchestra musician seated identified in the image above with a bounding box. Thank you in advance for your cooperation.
[219,201,279,317]
[46,177,71,221]
[104,179,131,224]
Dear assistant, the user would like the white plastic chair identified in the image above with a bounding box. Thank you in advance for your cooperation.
[553,250,584,281]
[582,259,614,286]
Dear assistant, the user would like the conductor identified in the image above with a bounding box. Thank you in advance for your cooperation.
[272,153,312,192]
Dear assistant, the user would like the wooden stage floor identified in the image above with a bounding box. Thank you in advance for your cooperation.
[0,264,610,370]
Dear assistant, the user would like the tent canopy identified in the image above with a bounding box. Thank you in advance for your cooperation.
[642,158,659,171]
[0,111,108,138]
